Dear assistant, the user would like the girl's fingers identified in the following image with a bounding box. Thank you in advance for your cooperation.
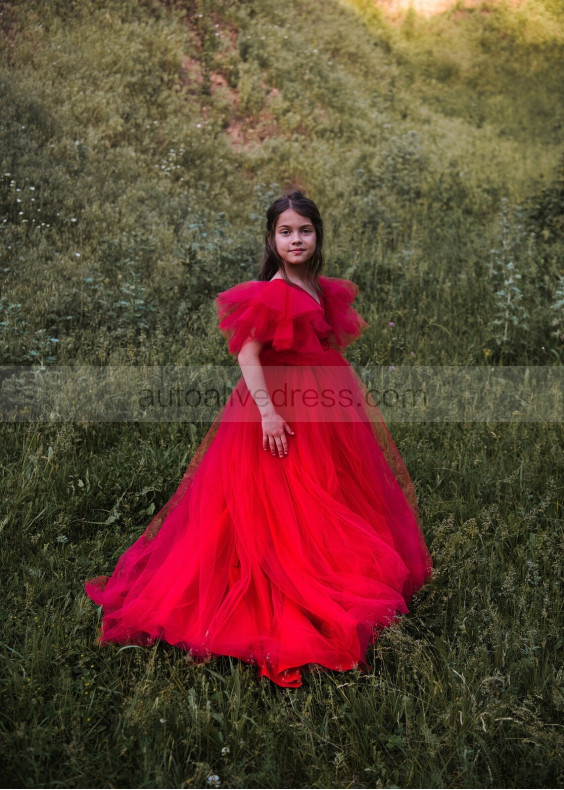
[263,432,289,457]
[261,415,293,456]
[266,435,275,455]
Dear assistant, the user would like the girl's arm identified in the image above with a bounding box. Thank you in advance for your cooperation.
[237,340,294,457]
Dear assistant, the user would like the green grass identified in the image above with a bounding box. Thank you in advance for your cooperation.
[2,420,562,787]
[1,0,563,786]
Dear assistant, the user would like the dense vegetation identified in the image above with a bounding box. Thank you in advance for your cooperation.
[1,0,563,786]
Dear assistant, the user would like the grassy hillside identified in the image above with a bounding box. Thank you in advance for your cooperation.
[1,0,563,366]
[1,0,563,787]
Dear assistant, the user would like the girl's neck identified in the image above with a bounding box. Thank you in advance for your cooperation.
[278,265,316,286]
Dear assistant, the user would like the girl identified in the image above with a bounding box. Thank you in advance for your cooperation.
[85,192,432,688]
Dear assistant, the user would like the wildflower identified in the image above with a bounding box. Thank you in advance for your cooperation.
[206,775,220,788]
[389,321,395,327]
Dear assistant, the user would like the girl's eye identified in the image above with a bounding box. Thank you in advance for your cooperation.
[277,227,313,235]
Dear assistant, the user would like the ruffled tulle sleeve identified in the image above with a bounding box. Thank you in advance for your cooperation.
[216,280,332,356]
[320,276,368,349]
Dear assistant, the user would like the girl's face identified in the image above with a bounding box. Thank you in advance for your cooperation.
[273,208,316,269]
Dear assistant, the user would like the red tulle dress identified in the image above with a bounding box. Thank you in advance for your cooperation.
[85,276,432,688]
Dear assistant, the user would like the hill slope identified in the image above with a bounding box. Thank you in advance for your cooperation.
[1,0,563,366]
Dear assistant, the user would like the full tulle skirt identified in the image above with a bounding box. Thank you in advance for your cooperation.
[85,352,431,687]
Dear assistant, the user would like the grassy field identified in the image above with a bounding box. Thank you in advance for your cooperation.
[1,0,563,787]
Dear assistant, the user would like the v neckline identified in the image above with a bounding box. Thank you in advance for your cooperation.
[270,276,323,307]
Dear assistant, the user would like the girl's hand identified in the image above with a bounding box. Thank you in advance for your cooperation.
[237,341,294,457]
[261,408,295,457]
